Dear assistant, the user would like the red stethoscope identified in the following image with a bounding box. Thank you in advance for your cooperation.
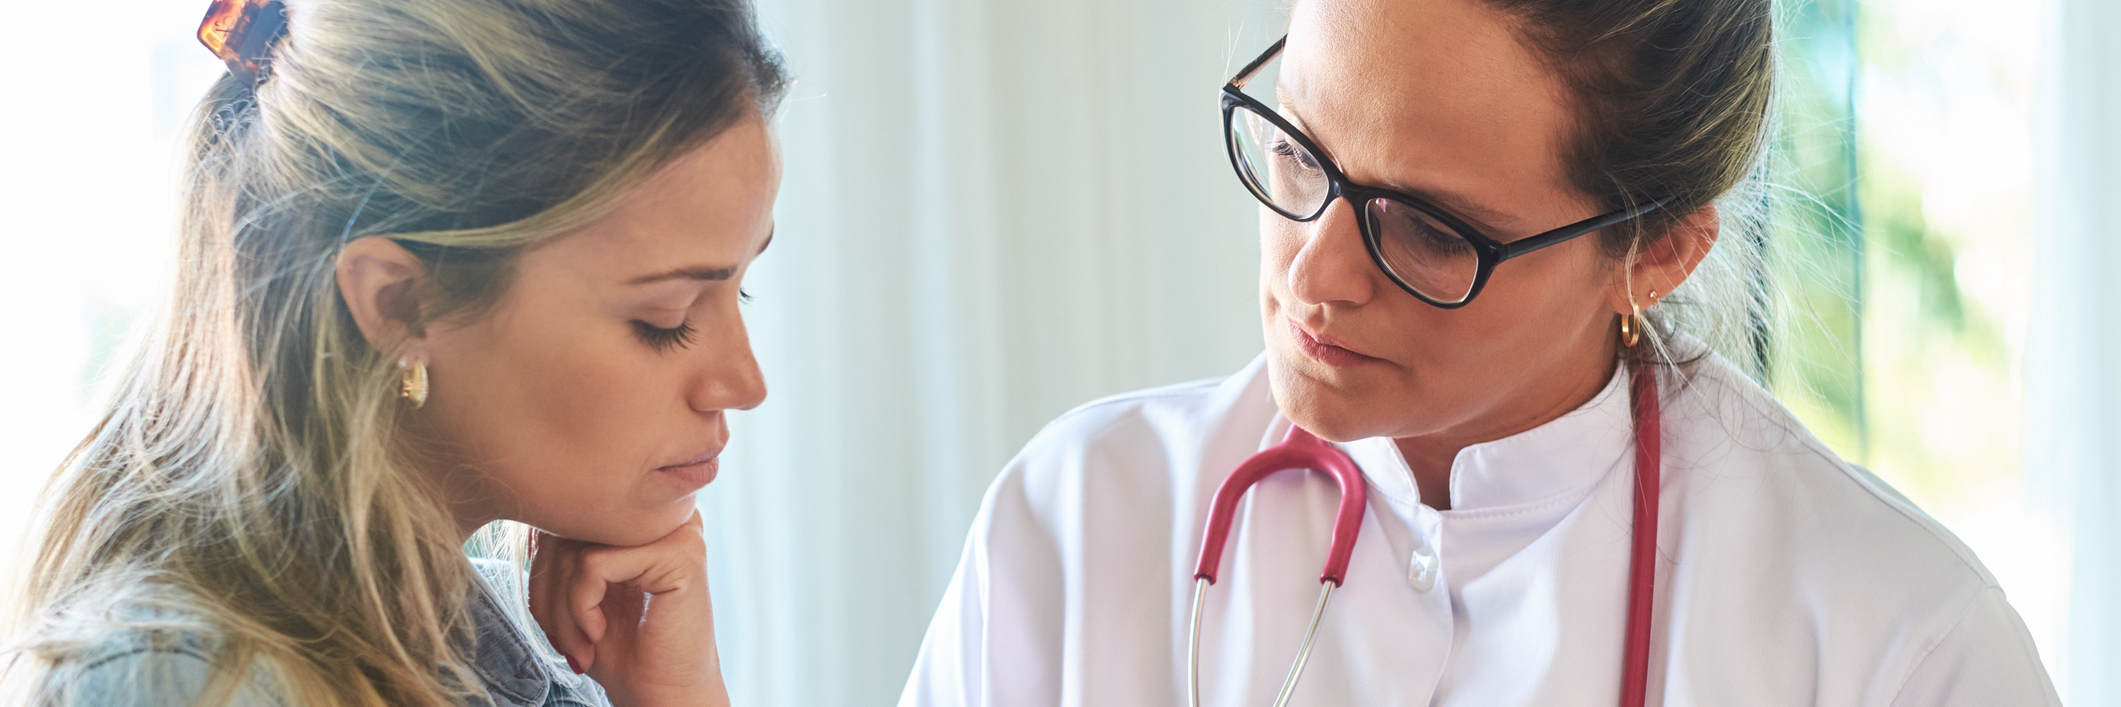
[1188,358,1663,707]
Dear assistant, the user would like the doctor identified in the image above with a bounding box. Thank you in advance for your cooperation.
[901,0,2059,704]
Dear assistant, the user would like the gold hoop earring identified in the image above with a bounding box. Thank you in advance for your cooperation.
[399,358,429,408]
[1621,300,1645,348]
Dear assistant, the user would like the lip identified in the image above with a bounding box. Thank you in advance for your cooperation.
[1287,318,1385,367]
[656,449,723,490]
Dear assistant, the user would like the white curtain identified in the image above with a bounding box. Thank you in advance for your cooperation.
[698,1,1286,703]
[2028,0,2121,702]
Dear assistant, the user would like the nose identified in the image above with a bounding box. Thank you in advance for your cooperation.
[1285,197,1378,308]
[687,317,767,414]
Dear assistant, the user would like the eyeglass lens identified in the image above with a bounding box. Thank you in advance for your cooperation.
[1229,106,1331,219]
[1227,102,1481,305]
[1364,198,1479,304]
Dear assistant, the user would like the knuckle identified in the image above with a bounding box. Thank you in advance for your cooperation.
[576,549,609,574]
[576,548,626,583]
[576,552,610,581]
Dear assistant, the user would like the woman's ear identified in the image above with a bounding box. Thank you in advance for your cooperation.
[336,237,430,352]
[1605,204,1720,315]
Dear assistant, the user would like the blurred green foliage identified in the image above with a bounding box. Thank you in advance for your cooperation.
[1766,0,1867,457]
[1770,0,2027,502]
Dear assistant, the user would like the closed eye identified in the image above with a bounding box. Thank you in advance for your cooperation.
[633,320,698,353]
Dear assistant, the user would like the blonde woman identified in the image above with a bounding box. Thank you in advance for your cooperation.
[3,0,787,704]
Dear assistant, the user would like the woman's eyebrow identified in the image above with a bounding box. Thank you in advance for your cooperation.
[1414,189,1521,230]
[626,265,737,285]
[623,228,773,286]
[1274,96,1522,232]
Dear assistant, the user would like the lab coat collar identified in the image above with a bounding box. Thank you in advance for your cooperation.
[1443,361,1632,511]
[1262,359,1633,512]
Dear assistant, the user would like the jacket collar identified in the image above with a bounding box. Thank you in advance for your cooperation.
[465,561,552,707]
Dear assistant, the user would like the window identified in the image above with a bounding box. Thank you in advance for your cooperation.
[1767,0,2062,670]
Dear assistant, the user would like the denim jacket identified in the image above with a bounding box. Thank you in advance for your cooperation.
[47,560,609,706]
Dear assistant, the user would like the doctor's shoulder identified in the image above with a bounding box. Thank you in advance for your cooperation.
[1663,353,2054,694]
[1667,354,1995,582]
[979,358,1277,522]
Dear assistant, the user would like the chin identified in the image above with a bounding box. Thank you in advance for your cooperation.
[567,523,670,548]
[541,503,694,548]
[621,507,697,546]
[1266,355,1395,443]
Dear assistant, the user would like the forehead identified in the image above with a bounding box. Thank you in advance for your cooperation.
[1280,0,1583,225]
[539,120,780,277]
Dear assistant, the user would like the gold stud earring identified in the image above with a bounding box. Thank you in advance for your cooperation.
[399,358,429,408]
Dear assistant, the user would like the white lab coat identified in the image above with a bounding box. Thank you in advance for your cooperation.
[900,349,2059,706]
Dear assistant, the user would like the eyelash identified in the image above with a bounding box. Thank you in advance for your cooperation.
[633,289,753,353]
[1269,139,1322,172]
[634,320,698,353]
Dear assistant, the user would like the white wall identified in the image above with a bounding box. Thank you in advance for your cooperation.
[2028,0,2121,702]
[701,1,1287,703]
[0,1,224,602]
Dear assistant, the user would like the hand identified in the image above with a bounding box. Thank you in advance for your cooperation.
[529,511,730,707]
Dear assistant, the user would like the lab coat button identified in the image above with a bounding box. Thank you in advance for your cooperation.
[1408,544,1439,591]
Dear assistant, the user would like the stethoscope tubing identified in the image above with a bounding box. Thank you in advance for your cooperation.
[1619,359,1664,707]
[1187,425,1365,707]
[1187,358,1663,707]
[1187,578,1335,707]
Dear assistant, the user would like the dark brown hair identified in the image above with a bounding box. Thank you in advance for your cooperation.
[1488,0,1776,256]
[1483,0,1776,369]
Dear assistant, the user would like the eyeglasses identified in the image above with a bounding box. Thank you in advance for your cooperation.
[1222,36,1665,308]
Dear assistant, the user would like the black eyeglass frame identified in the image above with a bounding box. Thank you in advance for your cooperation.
[1222,36,1667,309]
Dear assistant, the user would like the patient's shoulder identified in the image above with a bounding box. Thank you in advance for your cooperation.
[15,601,289,707]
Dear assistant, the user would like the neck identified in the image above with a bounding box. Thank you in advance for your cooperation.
[439,469,501,543]
[1393,340,1620,511]
[396,422,501,544]
[453,512,491,544]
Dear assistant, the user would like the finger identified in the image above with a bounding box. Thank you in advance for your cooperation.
[570,550,617,648]
[528,531,553,637]
[529,532,591,674]
[568,542,699,649]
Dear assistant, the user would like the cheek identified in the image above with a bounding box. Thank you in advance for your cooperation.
[426,308,689,535]
[1482,243,1612,322]
[1257,211,1305,302]
[1258,211,1304,271]
[1261,236,1614,439]
[1425,244,1615,375]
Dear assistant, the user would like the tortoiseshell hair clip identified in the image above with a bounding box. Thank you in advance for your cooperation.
[197,0,290,86]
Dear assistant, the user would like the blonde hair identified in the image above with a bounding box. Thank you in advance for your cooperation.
[5,0,785,704]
